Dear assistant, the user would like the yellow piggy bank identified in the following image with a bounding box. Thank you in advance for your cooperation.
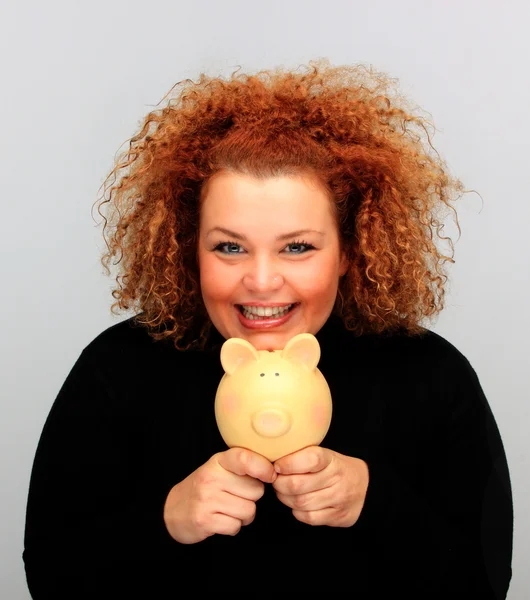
[214,333,332,461]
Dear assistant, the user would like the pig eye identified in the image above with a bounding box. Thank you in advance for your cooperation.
[275,373,279,376]
[260,373,265,377]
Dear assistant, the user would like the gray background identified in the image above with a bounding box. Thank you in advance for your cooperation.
[1,0,528,597]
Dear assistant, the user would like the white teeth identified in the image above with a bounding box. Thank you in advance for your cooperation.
[240,304,293,319]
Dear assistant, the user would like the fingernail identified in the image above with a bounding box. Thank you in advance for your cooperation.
[274,464,281,473]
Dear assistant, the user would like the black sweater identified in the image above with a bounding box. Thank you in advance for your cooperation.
[23,314,513,598]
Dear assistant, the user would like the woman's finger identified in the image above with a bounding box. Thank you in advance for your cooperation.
[208,513,243,537]
[215,491,258,526]
[275,488,335,512]
[272,469,334,496]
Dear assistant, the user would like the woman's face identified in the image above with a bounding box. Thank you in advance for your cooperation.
[198,170,348,351]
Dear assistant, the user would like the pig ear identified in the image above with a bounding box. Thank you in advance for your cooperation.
[220,338,260,375]
[281,333,320,371]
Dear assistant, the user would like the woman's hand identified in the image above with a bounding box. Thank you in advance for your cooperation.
[272,446,369,527]
[164,447,277,544]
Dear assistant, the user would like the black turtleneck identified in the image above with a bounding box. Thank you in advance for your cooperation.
[23,315,513,598]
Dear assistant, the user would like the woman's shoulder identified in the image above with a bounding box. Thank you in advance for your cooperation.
[323,317,484,396]
[319,317,494,422]
[78,316,219,374]
[384,328,470,367]
[58,317,214,405]
[324,314,471,369]
[79,316,158,362]
[74,316,204,381]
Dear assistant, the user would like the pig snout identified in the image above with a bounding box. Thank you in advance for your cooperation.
[251,409,291,438]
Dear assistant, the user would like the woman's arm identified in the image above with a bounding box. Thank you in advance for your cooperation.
[23,349,178,598]
[355,354,513,599]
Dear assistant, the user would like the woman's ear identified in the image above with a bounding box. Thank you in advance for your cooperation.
[339,251,349,276]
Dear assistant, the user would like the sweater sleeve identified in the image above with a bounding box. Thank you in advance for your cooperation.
[353,354,513,599]
[22,348,180,599]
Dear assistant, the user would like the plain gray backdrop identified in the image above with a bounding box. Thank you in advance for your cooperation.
[1,0,528,597]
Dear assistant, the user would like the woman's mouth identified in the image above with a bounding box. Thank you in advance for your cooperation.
[235,303,299,329]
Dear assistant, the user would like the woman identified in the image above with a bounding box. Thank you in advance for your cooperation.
[23,60,513,598]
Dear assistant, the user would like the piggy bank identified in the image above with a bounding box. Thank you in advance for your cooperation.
[214,333,332,461]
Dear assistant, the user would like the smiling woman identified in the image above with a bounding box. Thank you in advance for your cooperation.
[23,60,513,599]
[90,60,468,351]
[198,171,348,350]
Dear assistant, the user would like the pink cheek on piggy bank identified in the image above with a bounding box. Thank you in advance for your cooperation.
[312,403,330,429]
[220,394,239,415]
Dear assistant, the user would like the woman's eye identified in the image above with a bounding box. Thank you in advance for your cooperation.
[215,241,243,254]
[285,242,315,254]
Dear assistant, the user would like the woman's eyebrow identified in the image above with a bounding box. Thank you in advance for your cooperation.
[206,227,324,241]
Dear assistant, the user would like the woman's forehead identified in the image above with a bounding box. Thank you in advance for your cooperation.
[199,170,336,225]
[201,168,329,197]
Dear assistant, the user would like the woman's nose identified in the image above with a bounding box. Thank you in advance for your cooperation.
[242,258,284,292]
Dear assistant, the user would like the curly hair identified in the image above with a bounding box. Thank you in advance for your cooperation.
[96,59,466,350]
